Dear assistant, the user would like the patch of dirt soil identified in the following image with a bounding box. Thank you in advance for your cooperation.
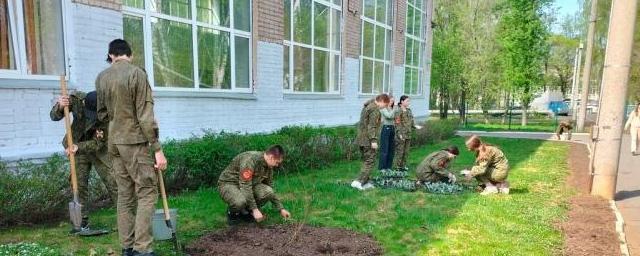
[562,143,621,256]
[186,224,383,256]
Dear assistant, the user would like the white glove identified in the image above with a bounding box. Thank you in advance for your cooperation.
[447,173,457,183]
[415,125,423,130]
[460,169,470,176]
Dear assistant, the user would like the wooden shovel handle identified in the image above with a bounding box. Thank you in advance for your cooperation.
[60,76,80,201]
[157,169,171,221]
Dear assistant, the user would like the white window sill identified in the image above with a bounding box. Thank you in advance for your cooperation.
[0,78,70,90]
[283,93,344,100]
[153,90,257,100]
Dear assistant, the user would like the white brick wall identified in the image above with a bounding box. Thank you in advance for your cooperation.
[0,5,431,161]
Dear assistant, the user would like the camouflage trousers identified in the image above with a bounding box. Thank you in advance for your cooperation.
[393,138,410,169]
[109,143,158,253]
[556,126,572,140]
[75,152,118,215]
[219,184,277,212]
[416,171,448,183]
[357,146,377,184]
[474,167,509,184]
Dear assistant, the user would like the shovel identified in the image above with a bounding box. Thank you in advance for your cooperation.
[157,169,180,252]
[60,76,109,237]
[60,76,83,232]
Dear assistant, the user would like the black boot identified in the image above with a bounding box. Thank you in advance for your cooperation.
[81,216,89,229]
[227,210,242,225]
[132,251,157,256]
[122,248,134,256]
[239,209,255,223]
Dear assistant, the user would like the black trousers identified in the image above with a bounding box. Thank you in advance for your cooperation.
[379,125,395,170]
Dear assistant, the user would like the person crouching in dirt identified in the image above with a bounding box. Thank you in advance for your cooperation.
[415,146,459,186]
[50,90,118,233]
[556,121,573,140]
[218,145,292,224]
[461,135,510,195]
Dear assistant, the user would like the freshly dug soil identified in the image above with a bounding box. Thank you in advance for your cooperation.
[562,143,621,255]
[186,224,383,256]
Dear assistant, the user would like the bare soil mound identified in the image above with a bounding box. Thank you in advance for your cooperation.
[186,224,383,256]
[562,143,620,255]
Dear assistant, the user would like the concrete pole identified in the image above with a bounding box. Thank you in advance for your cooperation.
[591,0,637,200]
[571,44,583,121]
[577,0,598,132]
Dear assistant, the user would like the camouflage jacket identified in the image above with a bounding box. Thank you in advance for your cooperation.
[395,107,415,140]
[218,151,283,210]
[50,91,108,156]
[416,150,452,180]
[355,99,381,147]
[96,59,161,152]
[470,146,509,177]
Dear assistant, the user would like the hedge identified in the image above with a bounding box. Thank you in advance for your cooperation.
[0,119,458,226]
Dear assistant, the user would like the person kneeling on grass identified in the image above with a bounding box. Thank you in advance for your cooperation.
[461,135,510,195]
[415,146,459,185]
[556,120,573,141]
[217,145,292,224]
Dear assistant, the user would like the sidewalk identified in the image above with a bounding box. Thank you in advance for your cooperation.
[616,134,640,255]
[457,130,637,255]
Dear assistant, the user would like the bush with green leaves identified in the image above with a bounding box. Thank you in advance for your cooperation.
[163,120,457,191]
[0,155,110,227]
[0,120,457,226]
[0,243,60,256]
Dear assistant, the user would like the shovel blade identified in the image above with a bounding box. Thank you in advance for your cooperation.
[69,201,82,229]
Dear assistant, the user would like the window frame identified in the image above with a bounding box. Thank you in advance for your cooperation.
[403,0,425,96]
[0,0,70,81]
[123,0,253,93]
[359,0,392,95]
[283,0,343,95]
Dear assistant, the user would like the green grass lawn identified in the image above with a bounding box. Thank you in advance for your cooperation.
[0,137,572,256]
[459,117,560,133]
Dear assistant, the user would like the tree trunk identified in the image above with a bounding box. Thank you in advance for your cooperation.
[502,92,510,124]
[458,90,466,123]
[483,110,490,124]
[521,106,528,126]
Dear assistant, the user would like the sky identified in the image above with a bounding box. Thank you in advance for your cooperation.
[552,0,581,33]
[555,0,581,18]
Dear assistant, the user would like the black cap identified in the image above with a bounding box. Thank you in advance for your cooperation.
[85,91,97,111]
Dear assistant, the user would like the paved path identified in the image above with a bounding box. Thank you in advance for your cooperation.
[457,130,638,255]
[616,135,640,255]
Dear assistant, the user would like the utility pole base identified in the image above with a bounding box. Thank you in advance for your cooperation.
[591,175,617,200]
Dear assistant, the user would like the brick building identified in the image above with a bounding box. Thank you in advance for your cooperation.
[0,0,433,161]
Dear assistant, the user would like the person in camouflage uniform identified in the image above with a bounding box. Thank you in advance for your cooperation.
[393,95,423,171]
[218,145,291,224]
[462,135,510,195]
[415,146,459,184]
[555,120,573,140]
[97,39,167,256]
[50,90,117,231]
[351,94,391,191]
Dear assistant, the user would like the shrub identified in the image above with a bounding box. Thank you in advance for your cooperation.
[163,120,457,191]
[0,120,457,226]
[0,155,111,227]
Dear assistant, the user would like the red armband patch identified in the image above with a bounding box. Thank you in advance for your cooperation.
[395,117,401,124]
[438,159,447,168]
[241,169,254,181]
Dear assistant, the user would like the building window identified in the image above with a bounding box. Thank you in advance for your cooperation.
[0,0,66,78]
[123,0,252,91]
[404,0,424,95]
[360,0,392,94]
[283,0,342,94]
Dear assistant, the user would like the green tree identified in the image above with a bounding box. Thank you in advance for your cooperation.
[430,0,464,119]
[497,0,551,126]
